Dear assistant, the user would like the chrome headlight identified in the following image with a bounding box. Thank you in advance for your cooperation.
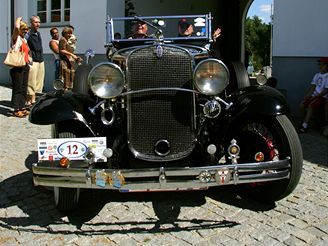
[256,74,267,85]
[194,59,229,95]
[88,62,125,98]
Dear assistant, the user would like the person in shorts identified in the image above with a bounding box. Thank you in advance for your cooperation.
[297,57,328,133]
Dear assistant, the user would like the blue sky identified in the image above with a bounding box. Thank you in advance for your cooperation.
[247,0,273,23]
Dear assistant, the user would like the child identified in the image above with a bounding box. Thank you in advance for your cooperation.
[298,57,328,133]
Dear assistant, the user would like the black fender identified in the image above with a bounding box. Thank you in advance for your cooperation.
[28,91,96,132]
[230,85,289,119]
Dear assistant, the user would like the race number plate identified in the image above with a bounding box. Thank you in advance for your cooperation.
[37,137,107,162]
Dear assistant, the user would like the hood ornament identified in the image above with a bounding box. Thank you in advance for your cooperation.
[156,44,164,58]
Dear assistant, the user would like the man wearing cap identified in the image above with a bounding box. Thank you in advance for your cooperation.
[178,18,222,39]
[178,19,194,37]
[129,20,149,39]
[177,18,222,58]
[298,57,328,133]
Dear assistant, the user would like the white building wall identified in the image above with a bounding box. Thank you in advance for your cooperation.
[0,0,11,53]
[272,0,328,117]
[70,0,107,54]
[273,0,328,57]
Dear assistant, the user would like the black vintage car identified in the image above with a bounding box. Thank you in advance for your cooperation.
[29,14,302,211]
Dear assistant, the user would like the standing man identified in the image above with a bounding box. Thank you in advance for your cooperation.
[49,27,60,79]
[26,15,44,105]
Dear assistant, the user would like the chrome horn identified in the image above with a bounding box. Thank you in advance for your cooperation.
[101,107,115,126]
[88,100,106,115]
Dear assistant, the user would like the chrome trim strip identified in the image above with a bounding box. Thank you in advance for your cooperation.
[32,158,290,190]
[34,170,289,190]
[121,87,199,96]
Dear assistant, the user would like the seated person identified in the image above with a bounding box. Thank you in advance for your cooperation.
[178,19,194,37]
[177,19,222,59]
[297,57,328,133]
[129,20,149,39]
[178,18,222,40]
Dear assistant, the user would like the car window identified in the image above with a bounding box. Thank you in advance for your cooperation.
[107,15,211,42]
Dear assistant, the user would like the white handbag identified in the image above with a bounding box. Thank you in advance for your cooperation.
[3,48,26,67]
[3,36,26,67]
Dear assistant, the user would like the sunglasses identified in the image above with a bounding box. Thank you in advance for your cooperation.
[21,28,29,31]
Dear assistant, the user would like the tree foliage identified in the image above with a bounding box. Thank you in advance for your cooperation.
[125,0,136,17]
[245,16,271,71]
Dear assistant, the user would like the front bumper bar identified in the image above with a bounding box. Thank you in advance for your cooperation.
[32,157,290,192]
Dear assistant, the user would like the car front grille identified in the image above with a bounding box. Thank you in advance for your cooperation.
[127,45,196,161]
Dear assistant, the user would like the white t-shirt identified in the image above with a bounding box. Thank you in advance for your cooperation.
[311,72,328,98]
[50,39,59,59]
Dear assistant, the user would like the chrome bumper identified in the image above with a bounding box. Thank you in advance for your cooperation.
[32,158,290,192]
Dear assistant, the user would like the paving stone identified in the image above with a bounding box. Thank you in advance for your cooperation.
[1,83,328,244]
[291,228,317,244]
[284,236,308,246]
[287,218,309,229]
[0,236,18,246]
[305,226,327,238]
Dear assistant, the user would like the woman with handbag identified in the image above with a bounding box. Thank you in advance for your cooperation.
[9,17,31,117]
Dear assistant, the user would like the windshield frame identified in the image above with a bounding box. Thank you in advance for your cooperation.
[106,14,213,45]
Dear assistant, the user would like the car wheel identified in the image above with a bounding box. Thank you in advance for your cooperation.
[226,115,303,202]
[72,64,92,95]
[152,200,181,223]
[232,61,250,89]
[52,123,81,211]
[54,187,80,212]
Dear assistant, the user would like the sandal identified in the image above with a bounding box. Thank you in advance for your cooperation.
[13,110,26,118]
[25,101,35,107]
[21,109,30,116]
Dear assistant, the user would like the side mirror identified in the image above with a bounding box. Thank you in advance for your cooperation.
[53,78,64,90]
[85,49,95,64]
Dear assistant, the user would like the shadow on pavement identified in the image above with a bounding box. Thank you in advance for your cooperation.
[0,171,241,234]
[0,157,275,236]
[298,132,328,168]
[0,100,13,117]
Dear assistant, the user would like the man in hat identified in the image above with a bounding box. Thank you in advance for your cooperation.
[129,20,149,39]
[177,18,222,58]
[297,57,328,133]
[178,19,194,37]
[178,18,222,39]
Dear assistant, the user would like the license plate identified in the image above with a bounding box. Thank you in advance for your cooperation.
[37,137,107,162]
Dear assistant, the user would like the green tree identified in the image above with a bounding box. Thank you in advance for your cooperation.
[245,16,271,71]
[124,0,136,37]
[125,0,136,17]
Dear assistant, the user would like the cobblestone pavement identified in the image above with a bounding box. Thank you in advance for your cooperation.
[0,84,327,245]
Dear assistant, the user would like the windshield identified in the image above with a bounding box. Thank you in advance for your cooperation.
[106,14,213,43]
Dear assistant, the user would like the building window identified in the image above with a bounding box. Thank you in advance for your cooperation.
[36,0,70,25]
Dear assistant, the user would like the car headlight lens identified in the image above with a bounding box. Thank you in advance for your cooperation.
[88,62,125,98]
[256,74,267,85]
[194,59,229,95]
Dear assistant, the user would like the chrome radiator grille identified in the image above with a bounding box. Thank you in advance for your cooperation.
[127,45,196,161]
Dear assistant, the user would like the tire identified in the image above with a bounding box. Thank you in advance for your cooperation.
[52,123,81,211]
[226,115,303,202]
[72,64,92,95]
[152,200,181,223]
[54,187,80,212]
[231,61,250,89]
